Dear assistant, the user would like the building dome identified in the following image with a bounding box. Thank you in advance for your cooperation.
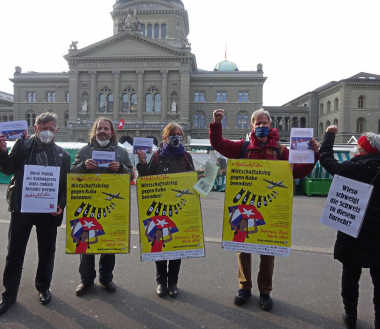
[214,60,239,72]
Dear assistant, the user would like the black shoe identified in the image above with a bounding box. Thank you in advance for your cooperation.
[259,293,273,311]
[100,281,116,293]
[39,290,52,305]
[156,284,167,297]
[234,289,251,306]
[75,283,94,297]
[343,314,357,329]
[0,299,15,316]
[168,285,179,298]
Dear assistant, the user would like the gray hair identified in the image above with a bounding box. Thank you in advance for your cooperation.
[35,112,58,126]
[251,108,272,124]
[365,132,380,152]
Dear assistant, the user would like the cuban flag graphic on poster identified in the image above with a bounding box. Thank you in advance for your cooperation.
[70,217,105,241]
[228,204,265,228]
[143,215,179,239]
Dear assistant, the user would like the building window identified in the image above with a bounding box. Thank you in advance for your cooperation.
[26,91,36,103]
[140,23,145,36]
[194,92,205,103]
[147,24,152,38]
[161,24,167,39]
[154,23,159,39]
[131,93,137,112]
[358,95,365,109]
[221,115,227,129]
[170,92,178,113]
[193,112,206,129]
[47,91,56,103]
[333,118,338,127]
[1,115,8,122]
[319,103,324,115]
[238,91,249,102]
[65,92,70,104]
[26,111,36,127]
[319,122,324,136]
[300,117,306,128]
[334,98,339,112]
[237,112,249,129]
[292,117,299,128]
[216,91,227,103]
[80,92,89,113]
[98,87,112,113]
[327,100,331,113]
[145,88,160,113]
[356,117,366,133]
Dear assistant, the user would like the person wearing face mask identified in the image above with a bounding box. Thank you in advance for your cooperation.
[0,112,70,315]
[136,122,195,298]
[320,126,380,329]
[209,108,319,311]
[71,117,132,297]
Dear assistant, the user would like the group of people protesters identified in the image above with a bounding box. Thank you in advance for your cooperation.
[0,109,378,329]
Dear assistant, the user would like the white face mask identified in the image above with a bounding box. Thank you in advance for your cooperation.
[96,137,110,147]
[39,130,55,144]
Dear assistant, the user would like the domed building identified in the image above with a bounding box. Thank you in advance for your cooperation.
[11,0,266,141]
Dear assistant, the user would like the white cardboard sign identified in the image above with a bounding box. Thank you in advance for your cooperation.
[320,175,373,238]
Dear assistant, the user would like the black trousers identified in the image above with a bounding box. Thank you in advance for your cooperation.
[155,259,181,286]
[79,254,115,286]
[2,212,58,302]
[342,262,380,316]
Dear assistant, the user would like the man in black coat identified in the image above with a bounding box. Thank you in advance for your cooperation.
[0,112,70,315]
[320,125,380,329]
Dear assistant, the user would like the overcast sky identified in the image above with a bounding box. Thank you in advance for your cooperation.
[1,0,379,105]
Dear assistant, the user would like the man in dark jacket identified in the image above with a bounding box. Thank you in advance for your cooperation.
[209,108,318,311]
[71,117,132,297]
[0,112,70,315]
[320,125,380,329]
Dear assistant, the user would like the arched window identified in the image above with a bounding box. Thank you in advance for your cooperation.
[292,117,298,128]
[327,101,331,113]
[356,118,366,133]
[333,118,338,127]
[300,117,306,128]
[154,23,159,39]
[319,103,324,115]
[334,98,339,112]
[145,88,160,113]
[98,87,112,113]
[64,110,69,127]
[147,24,152,38]
[237,112,249,129]
[80,92,89,113]
[121,88,136,113]
[193,112,206,129]
[26,111,36,127]
[170,92,178,113]
[358,95,365,109]
[161,24,167,39]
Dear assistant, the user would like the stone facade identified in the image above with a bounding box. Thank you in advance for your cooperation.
[0,91,14,123]
[10,0,266,142]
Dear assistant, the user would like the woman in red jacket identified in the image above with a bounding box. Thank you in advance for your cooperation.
[209,108,319,311]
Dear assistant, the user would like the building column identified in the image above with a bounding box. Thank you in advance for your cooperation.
[113,71,120,122]
[68,70,79,121]
[137,70,144,122]
[89,71,97,121]
[179,69,190,124]
[161,70,168,122]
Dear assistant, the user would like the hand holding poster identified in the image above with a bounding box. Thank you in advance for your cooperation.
[21,165,60,213]
[320,175,373,238]
[289,128,315,164]
[66,174,130,254]
[222,159,293,256]
[137,172,205,262]
[92,151,115,168]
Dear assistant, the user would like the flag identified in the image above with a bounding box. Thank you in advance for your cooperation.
[143,215,179,239]
[70,217,105,241]
[228,204,265,227]
[118,119,125,130]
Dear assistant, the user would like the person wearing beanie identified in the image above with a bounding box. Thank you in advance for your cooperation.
[320,125,380,329]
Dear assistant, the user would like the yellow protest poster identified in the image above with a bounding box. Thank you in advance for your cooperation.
[222,159,293,256]
[137,172,204,262]
[66,174,130,254]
